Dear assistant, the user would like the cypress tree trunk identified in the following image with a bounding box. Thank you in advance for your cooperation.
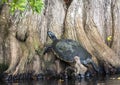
[0,0,120,80]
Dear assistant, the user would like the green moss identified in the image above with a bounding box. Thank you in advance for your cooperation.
[0,63,8,73]
[33,40,39,50]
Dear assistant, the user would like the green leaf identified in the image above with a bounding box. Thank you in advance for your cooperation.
[0,0,7,4]
[18,7,26,11]
[3,0,44,14]
[107,36,112,42]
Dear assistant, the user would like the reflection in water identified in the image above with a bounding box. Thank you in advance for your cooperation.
[1,75,120,85]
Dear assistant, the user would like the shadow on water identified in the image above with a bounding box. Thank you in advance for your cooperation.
[1,75,120,85]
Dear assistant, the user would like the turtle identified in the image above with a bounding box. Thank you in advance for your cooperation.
[43,31,99,77]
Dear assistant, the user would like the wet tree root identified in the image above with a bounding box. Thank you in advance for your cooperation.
[1,72,43,81]
[0,71,88,81]
[1,67,120,82]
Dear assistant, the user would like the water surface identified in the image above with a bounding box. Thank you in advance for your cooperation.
[1,75,120,85]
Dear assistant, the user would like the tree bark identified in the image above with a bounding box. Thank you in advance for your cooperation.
[0,0,120,80]
[85,18,120,67]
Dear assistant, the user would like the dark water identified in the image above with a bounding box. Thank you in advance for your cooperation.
[1,75,120,85]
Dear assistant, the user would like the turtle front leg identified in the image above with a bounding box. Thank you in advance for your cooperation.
[74,56,87,78]
[43,45,53,55]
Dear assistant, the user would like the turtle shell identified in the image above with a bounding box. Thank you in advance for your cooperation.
[52,39,92,63]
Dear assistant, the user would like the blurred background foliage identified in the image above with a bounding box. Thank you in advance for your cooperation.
[0,0,44,14]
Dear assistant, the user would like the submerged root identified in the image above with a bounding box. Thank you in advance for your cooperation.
[3,72,34,81]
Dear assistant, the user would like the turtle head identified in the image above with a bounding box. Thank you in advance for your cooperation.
[47,31,57,41]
